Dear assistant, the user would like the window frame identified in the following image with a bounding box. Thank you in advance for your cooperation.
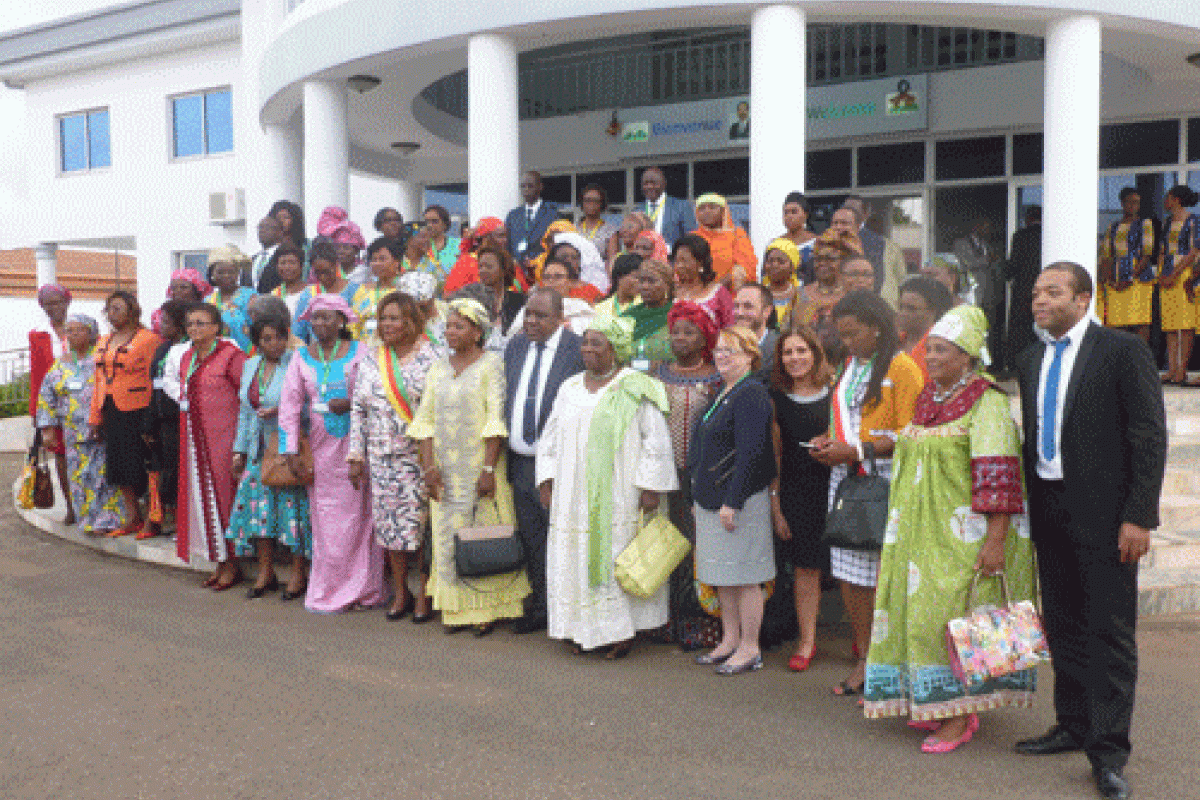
[168,86,234,161]
[55,107,111,175]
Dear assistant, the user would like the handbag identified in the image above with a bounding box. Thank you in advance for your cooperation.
[614,510,691,599]
[18,431,55,510]
[821,443,889,551]
[945,570,1050,691]
[260,429,314,488]
[453,497,524,578]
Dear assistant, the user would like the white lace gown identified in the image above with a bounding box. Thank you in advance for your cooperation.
[536,371,678,650]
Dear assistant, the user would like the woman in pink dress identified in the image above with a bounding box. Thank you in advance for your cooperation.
[278,294,386,613]
[176,303,247,589]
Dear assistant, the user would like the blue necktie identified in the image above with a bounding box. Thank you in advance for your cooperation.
[522,342,545,445]
[1040,338,1070,462]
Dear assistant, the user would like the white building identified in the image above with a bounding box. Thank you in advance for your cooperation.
[0,0,1198,310]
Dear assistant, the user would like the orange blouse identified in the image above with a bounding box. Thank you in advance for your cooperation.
[88,327,163,425]
[693,226,758,284]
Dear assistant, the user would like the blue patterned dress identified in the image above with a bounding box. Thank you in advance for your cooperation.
[226,351,312,557]
[205,286,257,352]
[36,354,128,532]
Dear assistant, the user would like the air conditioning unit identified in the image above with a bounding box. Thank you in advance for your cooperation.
[209,189,246,226]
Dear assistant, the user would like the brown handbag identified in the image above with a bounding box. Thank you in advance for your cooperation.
[260,429,314,487]
[29,432,54,509]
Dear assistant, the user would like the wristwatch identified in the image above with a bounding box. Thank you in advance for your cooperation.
[481,465,495,474]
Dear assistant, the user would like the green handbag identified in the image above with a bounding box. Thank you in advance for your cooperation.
[614,509,691,599]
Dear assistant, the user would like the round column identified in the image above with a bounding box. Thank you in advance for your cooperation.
[33,243,57,287]
[303,80,349,217]
[397,179,421,222]
[750,5,806,262]
[263,118,303,213]
[1042,15,1101,296]
[467,34,519,225]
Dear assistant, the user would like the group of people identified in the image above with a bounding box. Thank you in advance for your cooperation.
[27,171,1170,800]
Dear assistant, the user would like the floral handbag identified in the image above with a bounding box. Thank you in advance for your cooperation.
[946,570,1049,690]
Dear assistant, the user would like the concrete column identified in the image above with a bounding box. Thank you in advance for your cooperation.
[33,243,57,287]
[467,34,518,224]
[397,179,421,222]
[263,118,303,213]
[749,5,806,261]
[303,80,349,218]
[1042,15,1101,297]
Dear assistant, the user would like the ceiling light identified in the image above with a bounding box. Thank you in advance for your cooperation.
[1187,53,1200,68]
[346,74,381,93]
[390,141,421,155]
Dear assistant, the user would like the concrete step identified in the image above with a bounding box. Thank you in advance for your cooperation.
[1138,567,1200,616]
[1157,495,1200,531]
[1145,536,1200,571]
[1161,467,1200,496]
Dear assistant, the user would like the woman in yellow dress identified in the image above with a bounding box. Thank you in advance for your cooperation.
[350,238,405,343]
[1159,186,1200,385]
[1098,187,1155,343]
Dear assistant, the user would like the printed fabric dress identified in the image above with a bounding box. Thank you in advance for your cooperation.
[864,378,1037,721]
[348,339,440,552]
[1159,213,1200,332]
[407,352,530,624]
[1098,218,1156,328]
[35,355,128,532]
[278,342,387,613]
[204,287,256,352]
[292,281,360,343]
[227,352,312,557]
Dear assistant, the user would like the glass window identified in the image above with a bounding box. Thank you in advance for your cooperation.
[806,148,852,190]
[577,170,626,206]
[540,174,572,205]
[59,109,110,172]
[935,135,1004,181]
[172,88,233,158]
[1012,133,1043,176]
[425,184,468,219]
[634,163,689,203]
[693,157,749,198]
[1188,118,1200,164]
[176,251,209,275]
[857,142,924,186]
[1099,120,1179,169]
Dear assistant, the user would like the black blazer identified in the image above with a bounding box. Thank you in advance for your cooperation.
[1015,322,1166,544]
[687,377,777,512]
[505,201,561,261]
[503,329,584,442]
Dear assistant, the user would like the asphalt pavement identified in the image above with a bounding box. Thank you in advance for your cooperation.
[1,453,1197,800]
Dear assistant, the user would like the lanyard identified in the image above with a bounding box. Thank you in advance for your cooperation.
[646,198,663,223]
[257,360,277,400]
[703,374,746,424]
[316,341,340,392]
[187,342,215,385]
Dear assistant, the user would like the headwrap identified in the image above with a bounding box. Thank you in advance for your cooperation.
[695,193,734,231]
[540,219,576,252]
[398,271,437,302]
[208,244,250,265]
[460,217,504,255]
[330,221,366,250]
[765,237,800,271]
[814,228,864,258]
[316,206,349,237]
[448,297,491,336]
[928,303,991,366]
[37,284,72,304]
[299,293,358,323]
[634,230,670,262]
[169,268,212,298]
[585,314,635,364]
[65,313,99,338]
[668,301,719,357]
[554,231,609,294]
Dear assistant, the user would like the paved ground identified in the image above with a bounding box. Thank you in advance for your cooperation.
[1,453,1198,800]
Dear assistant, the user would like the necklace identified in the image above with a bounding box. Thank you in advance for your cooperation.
[590,365,620,382]
[931,371,973,403]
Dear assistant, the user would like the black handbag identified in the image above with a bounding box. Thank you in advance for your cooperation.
[821,444,889,552]
[453,498,525,578]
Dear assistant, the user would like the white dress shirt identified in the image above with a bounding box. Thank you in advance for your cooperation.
[508,325,564,456]
[1035,314,1091,480]
[647,196,665,236]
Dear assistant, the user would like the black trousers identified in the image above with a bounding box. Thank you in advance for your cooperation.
[507,452,547,619]
[1029,477,1138,770]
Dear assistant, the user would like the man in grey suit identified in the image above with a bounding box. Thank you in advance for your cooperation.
[734,282,778,381]
[503,287,585,633]
[640,167,697,247]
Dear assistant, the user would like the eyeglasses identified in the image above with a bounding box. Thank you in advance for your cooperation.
[422,217,440,225]
[713,347,746,357]
[186,320,219,328]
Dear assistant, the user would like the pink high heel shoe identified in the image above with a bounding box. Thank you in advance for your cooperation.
[920,714,979,753]
[908,719,941,733]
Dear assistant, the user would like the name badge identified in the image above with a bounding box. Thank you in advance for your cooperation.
[631,358,650,372]
[66,380,84,392]
[516,241,528,254]
[364,319,378,335]
[313,402,329,414]
[152,378,165,389]
[179,400,189,412]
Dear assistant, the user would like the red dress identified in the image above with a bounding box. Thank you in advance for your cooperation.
[28,328,67,454]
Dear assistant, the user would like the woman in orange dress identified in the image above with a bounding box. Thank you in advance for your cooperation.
[691,193,757,289]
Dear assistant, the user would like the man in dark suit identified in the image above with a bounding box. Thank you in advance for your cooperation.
[728,101,750,140]
[640,167,696,247]
[505,171,560,282]
[503,287,585,633]
[733,282,777,380]
[1014,262,1166,800]
[1005,205,1042,371]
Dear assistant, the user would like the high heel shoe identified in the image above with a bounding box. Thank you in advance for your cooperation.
[246,576,280,599]
[212,572,244,592]
[280,583,307,602]
[386,593,415,621]
[920,714,979,753]
[787,651,814,672]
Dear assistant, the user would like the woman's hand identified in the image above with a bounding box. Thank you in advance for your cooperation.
[327,398,351,415]
[425,466,443,502]
[41,429,59,451]
[974,537,1007,576]
[718,505,737,532]
[538,480,553,509]
[771,496,792,541]
[639,490,660,513]
[285,454,311,484]
[811,440,857,467]
[347,459,364,491]
[257,405,278,420]
[476,469,496,498]
[231,453,246,481]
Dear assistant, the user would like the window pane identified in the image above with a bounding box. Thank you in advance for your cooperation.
[60,114,87,171]
[1012,133,1043,176]
[425,184,469,220]
[1099,120,1179,169]
[807,148,852,190]
[693,157,749,198]
[857,142,925,186]
[577,170,626,206]
[173,95,204,158]
[1188,118,1200,164]
[87,109,110,168]
[935,135,1004,180]
[204,90,233,154]
[181,252,209,274]
[540,173,572,205]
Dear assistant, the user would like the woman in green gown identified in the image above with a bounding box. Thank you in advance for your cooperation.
[864,304,1037,753]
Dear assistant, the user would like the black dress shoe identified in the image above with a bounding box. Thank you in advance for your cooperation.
[1094,767,1131,800]
[246,576,280,599]
[385,593,414,621]
[511,615,547,634]
[280,584,307,602]
[1014,726,1083,755]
